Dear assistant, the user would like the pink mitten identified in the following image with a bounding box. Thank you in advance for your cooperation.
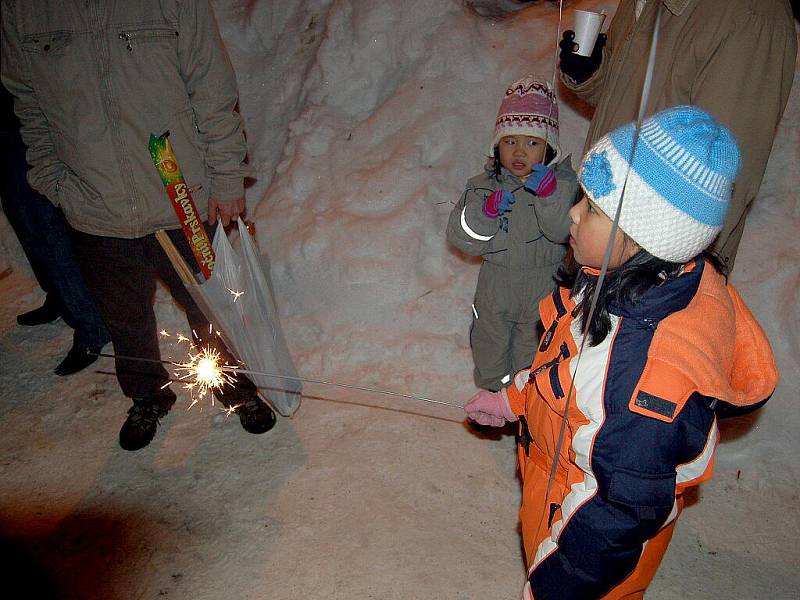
[464,389,518,427]
[483,190,515,218]
[523,164,557,197]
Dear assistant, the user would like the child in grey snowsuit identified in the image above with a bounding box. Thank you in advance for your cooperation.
[447,76,578,391]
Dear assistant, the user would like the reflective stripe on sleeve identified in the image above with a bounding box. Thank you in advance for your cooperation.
[461,207,494,241]
[514,369,530,392]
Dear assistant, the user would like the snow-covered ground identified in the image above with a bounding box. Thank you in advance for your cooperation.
[0,1,797,598]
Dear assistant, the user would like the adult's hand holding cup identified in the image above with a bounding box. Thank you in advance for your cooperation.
[559,30,606,84]
[573,9,606,57]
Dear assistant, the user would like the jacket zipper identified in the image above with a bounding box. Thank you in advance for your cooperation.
[538,319,558,352]
[118,29,178,51]
[549,363,564,399]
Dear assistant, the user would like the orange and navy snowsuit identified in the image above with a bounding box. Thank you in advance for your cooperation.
[505,259,777,599]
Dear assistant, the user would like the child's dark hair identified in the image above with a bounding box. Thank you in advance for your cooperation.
[492,144,557,178]
[555,247,726,346]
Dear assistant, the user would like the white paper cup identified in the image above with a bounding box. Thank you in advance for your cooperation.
[573,10,606,57]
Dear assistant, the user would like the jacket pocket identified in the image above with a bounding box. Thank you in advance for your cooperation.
[20,31,82,106]
[608,467,676,521]
[21,31,72,56]
[529,341,570,408]
[57,169,109,228]
[117,26,178,52]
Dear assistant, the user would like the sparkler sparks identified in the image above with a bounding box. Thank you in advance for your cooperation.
[173,345,237,405]
[221,404,240,417]
[226,286,245,302]
[157,324,241,410]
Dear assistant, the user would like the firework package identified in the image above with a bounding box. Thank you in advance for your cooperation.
[149,132,215,280]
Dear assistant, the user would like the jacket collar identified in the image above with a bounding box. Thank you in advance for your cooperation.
[608,259,704,322]
[484,161,525,186]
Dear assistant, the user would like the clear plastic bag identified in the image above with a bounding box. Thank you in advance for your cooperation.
[191,220,301,416]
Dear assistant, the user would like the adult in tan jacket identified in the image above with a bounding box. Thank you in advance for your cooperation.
[1,0,276,450]
[560,0,797,273]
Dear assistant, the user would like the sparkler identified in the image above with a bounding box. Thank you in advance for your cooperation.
[93,344,464,411]
[173,345,237,408]
[126,327,240,410]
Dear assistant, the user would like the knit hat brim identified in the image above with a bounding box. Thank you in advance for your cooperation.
[489,119,562,165]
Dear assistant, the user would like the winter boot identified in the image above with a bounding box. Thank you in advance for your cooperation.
[17,295,60,326]
[215,375,277,434]
[234,394,277,434]
[119,401,169,451]
[54,344,101,376]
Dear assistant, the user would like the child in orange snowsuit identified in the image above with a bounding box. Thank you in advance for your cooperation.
[464,106,778,599]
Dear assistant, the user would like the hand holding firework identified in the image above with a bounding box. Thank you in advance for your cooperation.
[464,389,518,427]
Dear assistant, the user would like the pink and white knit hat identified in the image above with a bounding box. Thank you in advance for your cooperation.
[490,75,561,164]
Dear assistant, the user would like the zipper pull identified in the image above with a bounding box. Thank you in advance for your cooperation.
[119,32,133,51]
[640,317,657,331]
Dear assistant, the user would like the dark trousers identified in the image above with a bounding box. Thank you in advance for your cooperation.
[0,131,110,350]
[71,224,255,411]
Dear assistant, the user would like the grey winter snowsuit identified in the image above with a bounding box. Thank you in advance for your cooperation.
[447,158,578,391]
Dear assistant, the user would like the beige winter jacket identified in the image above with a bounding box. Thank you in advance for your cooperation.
[562,0,797,270]
[0,0,247,238]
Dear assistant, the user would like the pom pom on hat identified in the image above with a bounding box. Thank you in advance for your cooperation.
[578,106,740,263]
[490,75,561,163]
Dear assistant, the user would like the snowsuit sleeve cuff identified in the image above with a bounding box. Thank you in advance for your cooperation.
[504,377,527,417]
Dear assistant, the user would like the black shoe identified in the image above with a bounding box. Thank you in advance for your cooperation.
[54,345,100,376]
[234,395,276,434]
[119,402,168,451]
[17,297,61,326]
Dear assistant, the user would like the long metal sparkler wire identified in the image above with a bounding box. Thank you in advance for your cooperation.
[92,352,464,410]
[232,367,463,408]
[541,5,664,502]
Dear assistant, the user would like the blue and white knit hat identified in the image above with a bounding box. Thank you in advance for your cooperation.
[578,106,740,263]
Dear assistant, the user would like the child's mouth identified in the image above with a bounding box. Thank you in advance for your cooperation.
[512,161,527,170]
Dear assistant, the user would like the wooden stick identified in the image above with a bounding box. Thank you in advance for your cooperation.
[155,229,225,348]
[155,230,198,286]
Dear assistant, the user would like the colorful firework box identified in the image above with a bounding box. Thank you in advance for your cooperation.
[149,132,215,281]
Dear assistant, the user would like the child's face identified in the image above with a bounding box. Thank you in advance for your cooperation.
[568,195,639,269]
[497,135,547,178]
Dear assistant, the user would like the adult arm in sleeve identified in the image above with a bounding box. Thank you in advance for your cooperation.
[0,0,67,203]
[177,0,247,211]
[559,6,622,108]
[687,7,796,261]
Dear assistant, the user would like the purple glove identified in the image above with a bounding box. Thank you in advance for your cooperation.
[483,190,515,218]
[464,389,518,427]
[524,164,557,197]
